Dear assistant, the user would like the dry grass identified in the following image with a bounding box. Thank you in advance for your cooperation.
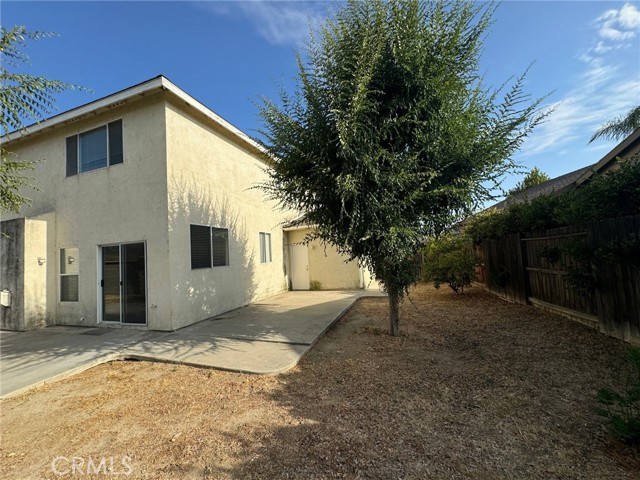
[1,284,638,479]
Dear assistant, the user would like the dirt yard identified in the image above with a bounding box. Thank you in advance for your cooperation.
[2,284,638,479]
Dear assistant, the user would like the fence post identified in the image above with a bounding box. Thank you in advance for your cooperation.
[518,233,530,304]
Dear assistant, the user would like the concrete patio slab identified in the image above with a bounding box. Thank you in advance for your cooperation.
[1,289,385,399]
[127,337,309,375]
[0,327,153,398]
[184,290,367,344]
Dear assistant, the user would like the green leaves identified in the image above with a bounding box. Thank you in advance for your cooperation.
[423,233,477,294]
[507,167,550,197]
[0,149,36,213]
[257,0,546,332]
[0,25,88,212]
[595,347,640,450]
[590,105,640,143]
[466,158,640,243]
[0,25,88,135]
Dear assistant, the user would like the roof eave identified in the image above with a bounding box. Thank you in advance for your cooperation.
[575,127,640,187]
[1,75,270,163]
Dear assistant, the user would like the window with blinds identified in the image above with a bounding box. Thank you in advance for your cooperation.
[66,120,123,176]
[190,224,229,269]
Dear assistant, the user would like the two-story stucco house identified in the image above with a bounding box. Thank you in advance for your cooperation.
[0,76,370,331]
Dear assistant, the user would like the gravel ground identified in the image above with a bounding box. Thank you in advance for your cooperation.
[1,284,638,479]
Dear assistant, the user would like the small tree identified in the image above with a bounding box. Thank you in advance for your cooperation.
[507,167,550,197]
[1,25,85,212]
[423,234,476,294]
[258,0,548,335]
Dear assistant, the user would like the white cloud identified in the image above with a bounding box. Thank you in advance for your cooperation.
[619,3,640,29]
[595,2,640,42]
[599,26,635,41]
[521,3,640,157]
[238,1,328,46]
[593,41,612,53]
[195,1,332,47]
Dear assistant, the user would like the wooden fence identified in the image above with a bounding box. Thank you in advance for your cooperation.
[476,214,640,344]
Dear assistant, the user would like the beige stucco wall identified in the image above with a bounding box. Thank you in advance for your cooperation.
[23,219,47,329]
[164,98,290,329]
[285,228,362,290]
[3,94,172,329]
[0,218,47,330]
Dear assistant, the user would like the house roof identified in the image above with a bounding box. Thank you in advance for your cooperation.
[492,164,594,210]
[491,127,640,210]
[1,75,268,160]
[282,214,312,231]
[575,127,640,187]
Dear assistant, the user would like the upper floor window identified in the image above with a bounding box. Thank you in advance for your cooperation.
[66,120,123,176]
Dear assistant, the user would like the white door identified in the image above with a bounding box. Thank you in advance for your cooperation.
[290,244,310,290]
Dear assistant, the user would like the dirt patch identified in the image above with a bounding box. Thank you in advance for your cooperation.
[2,284,638,479]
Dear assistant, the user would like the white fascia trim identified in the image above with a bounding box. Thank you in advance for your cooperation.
[1,76,270,160]
[283,224,314,232]
[2,77,166,143]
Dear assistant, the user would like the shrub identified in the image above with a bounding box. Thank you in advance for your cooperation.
[595,347,640,453]
[466,157,640,242]
[423,234,477,294]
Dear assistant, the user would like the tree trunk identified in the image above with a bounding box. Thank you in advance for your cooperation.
[389,291,400,337]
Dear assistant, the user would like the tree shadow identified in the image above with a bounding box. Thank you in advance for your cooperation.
[168,174,258,322]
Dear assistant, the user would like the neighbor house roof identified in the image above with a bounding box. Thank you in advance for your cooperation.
[492,164,594,210]
[1,75,268,161]
[491,127,640,210]
[282,214,312,231]
[575,127,640,187]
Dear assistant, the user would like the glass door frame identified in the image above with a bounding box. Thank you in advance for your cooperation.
[97,241,148,325]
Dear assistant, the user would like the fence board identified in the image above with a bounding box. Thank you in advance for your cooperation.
[478,214,640,345]
[592,215,640,343]
[522,225,596,316]
[482,234,527,304]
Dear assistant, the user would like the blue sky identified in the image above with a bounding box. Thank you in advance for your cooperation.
[2,1,639,196]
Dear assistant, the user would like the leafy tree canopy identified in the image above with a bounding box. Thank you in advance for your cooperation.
[465,158,640,244]
[258,0,548,335]
[507,166,550,197]
[1,25,85,212]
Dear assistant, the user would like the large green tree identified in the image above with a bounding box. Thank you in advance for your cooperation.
[258,0,548,335]
[1,25,84,212]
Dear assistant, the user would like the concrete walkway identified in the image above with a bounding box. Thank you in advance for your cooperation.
[1,289,384,399]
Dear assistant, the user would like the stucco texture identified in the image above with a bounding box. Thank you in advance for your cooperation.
[286,228,362,290]
[4,94,171,329]
[165,98,290,329]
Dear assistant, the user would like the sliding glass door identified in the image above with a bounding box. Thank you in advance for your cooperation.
[101,242,146,324]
